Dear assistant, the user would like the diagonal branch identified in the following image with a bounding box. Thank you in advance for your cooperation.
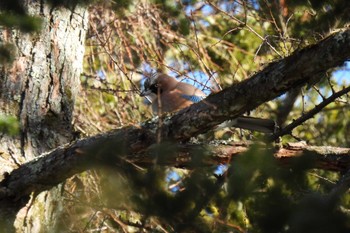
[164,28,350,141]
[270,85,350,141]
[1,28,350,209]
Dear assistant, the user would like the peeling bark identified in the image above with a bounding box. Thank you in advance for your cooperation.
[0,8,349,232]
[0,2,88,232]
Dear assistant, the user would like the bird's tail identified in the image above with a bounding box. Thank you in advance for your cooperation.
[219,116,277,133]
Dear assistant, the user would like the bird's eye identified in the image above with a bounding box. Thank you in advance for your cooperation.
[150,83,161,94]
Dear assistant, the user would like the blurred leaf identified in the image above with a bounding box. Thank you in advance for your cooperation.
[0,43,16,64]
[0,115,19,136]
[0,13,42,32]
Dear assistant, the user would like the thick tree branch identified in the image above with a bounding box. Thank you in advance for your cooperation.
[1,138,350,202]
[127,142,350,172]
[1,28,350,207]
[161,28,350,140]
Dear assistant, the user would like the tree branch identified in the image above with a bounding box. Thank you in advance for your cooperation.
[1,28,350,207]
[131,141,350,172]
[270,85,350,141]
[163,28,350,141]
[1,138,350,202]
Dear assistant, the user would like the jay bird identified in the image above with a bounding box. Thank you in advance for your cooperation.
[140,73,276,133]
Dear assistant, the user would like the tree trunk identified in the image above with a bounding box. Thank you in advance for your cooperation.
[0,2,88,232]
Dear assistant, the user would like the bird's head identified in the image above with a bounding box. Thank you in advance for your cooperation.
[140,73,160,96]
[141,73,178,96]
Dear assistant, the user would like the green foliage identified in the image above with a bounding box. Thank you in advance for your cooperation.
[0,115,19,135]
[123,144,223,232]
[152,0,182,17]
[0,43,15,64]
[87,144,349,232]
[0,13,42,32]
[70,0,350,232]
[0,0,100,33]
[0,0,42,32]
[288,0,350,34]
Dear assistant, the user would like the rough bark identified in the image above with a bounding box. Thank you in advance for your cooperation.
[0,2,88,232]
[163,28,350,140]
[0,15,350,232]
[1,28,350,230]
[1,137,349,204]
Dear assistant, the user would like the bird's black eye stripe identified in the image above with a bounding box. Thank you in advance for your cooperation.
[150,84,161,94]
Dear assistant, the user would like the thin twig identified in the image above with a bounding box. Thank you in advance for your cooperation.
[207,1,282,57]
[270,86,350,141]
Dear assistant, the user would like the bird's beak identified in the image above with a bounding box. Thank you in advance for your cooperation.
[140,89,152,97]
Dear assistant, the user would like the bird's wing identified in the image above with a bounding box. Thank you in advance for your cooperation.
[180,94,205,103]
